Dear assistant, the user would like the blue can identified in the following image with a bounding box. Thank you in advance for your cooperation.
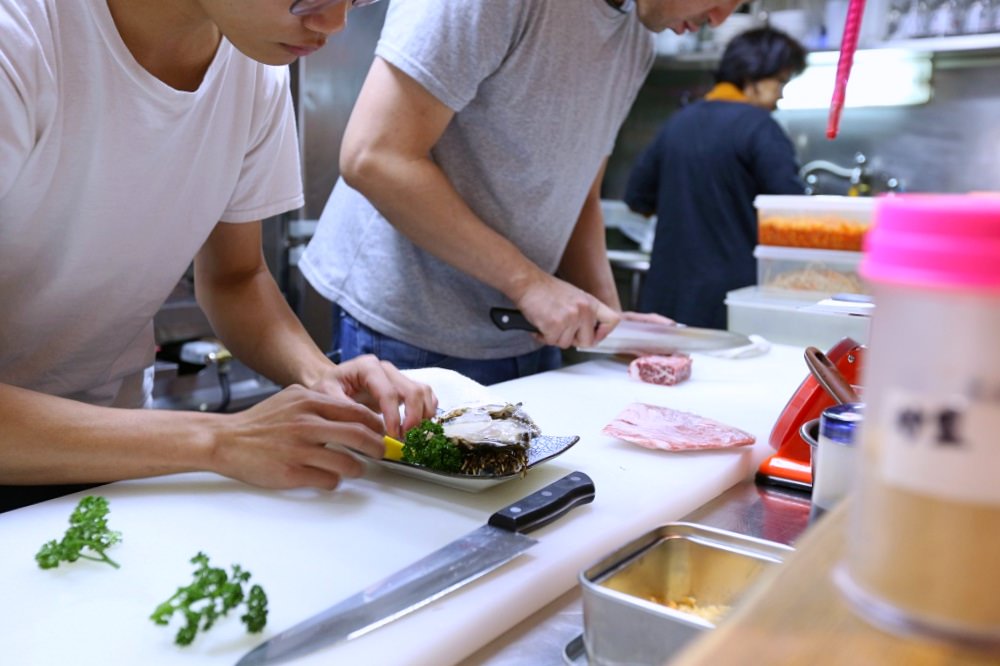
[820,402,865,446]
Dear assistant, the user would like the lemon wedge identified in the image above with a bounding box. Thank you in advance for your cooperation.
[383,435,405,461]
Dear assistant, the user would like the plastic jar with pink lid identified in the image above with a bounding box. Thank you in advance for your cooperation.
[837,194,1000,647]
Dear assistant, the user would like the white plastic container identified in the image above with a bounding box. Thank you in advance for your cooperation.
[725,286,870,349]
[601,199,656,253]
[755,245,866,296]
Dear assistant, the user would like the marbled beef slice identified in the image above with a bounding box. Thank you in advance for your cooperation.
[602,402,755,451]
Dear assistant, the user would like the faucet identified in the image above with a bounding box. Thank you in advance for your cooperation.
[800,152,903,196]
[799,157,856,182]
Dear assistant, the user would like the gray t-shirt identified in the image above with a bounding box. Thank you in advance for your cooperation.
[301,0,653,359]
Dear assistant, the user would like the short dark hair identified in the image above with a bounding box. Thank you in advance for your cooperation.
[714,27,807,88]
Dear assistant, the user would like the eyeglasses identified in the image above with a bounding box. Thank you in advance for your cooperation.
[289,0,382,17]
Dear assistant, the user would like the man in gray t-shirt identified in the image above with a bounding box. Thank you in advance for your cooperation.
[301,0,745,385]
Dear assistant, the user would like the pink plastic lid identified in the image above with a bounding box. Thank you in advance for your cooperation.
[862,194,1000,292]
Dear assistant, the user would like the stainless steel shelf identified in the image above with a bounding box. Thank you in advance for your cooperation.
[878,32,1000,52]
[652,32,1000,71]
[652,51,720,70]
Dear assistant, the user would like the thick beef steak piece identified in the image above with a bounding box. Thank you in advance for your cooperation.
[628,354,692,386]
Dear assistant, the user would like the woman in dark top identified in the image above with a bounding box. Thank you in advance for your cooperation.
[625,27,807,329]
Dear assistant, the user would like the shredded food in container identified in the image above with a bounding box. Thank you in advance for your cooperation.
[649,594,731,624]
[767,268,867,293]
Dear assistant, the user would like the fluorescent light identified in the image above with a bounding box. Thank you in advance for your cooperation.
[778,49,933,110]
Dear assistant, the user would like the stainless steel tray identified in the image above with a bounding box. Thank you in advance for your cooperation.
[579,522,793,665]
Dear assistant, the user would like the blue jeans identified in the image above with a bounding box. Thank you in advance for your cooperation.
[335,309,561,386]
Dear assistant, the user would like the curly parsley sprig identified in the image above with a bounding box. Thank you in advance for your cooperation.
[151,552,269,646]
[35,496,122,569]
[402,418,462,472]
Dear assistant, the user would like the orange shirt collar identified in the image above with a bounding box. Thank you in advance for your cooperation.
[704,82,748,102]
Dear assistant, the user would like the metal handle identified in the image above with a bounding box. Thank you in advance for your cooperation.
[488,471,595,534]
[489,307,539,333]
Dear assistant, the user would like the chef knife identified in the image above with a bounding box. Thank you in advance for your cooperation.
[489,307,752,354]
[236,471,595,666]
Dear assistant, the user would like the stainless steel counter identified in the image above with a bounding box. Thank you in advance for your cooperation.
[464,480,813,665]
[152,358,280,413]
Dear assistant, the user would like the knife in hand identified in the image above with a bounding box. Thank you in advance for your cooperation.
[236,471,596,665]
[489,307,752,354]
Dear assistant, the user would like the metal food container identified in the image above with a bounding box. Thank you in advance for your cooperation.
[579,522,793,665]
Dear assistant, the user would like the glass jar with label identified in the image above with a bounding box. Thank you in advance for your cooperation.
[837,194,1000,646]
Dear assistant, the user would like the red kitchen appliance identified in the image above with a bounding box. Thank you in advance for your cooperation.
[756,337,866,492]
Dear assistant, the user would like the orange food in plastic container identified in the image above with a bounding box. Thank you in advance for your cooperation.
[755,195,876,251]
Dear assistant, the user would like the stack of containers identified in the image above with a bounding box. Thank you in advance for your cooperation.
[725,195,877,348]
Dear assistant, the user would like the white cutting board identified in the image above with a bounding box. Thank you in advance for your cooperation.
[0,344,808,666]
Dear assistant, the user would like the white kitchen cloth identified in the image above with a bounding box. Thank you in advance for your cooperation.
[401,367,494,410]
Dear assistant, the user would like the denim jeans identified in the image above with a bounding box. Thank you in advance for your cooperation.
[335,309,561,386]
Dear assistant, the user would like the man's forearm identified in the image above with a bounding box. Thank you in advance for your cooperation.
[195,263,330,389]
[0,383,215,484]
[558,177,622,310]
[559,237,621,310]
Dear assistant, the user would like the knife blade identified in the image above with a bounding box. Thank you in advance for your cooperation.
[489,307,752,354]
[236,471,595,666]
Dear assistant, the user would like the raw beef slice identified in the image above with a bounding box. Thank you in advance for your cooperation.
[602,402,755,451]
[628,354,692,386]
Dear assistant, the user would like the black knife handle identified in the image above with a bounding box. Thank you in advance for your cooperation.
[489,307,539,333]
[487,471,595,534]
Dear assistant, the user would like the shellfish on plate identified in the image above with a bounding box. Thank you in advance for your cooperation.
[372,401,579,492]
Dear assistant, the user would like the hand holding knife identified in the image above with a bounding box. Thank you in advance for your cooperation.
[490,307,752,355]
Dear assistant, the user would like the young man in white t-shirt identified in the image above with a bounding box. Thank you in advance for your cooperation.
[0,0,436,510]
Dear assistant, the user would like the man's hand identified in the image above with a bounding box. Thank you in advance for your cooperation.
[210,386,388,491]
[514,276,621,349]
[307,355,438,438]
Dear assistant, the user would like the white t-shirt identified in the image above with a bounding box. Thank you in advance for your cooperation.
[0,0,304,407]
